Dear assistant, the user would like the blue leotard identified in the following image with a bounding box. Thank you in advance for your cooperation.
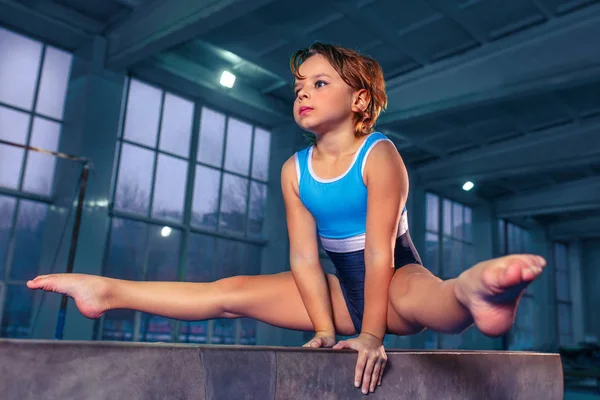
[294,132,422,332]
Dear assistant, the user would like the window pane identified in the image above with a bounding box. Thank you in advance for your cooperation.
[219,173,248,233]
[556,270,570,302]
[224,117,252,175]
[442,237,452,278]
[104,218,148,281]
[452,203,463,240]
[197,107,225,167]
[0,196,16,278]
[158,93,193,158]
[114,143,154,215]
[146,225,181,281]
[211,318,236,344]
[151,154,187,223]
[239,318,257,345]
[179,321,208,343]
[251,128,271,181]
[443,199,452,236]
[22,117,61,196]
[450,239,463,278]
[426,193,439,232]
[192,165,221,229]
[1,284,34,338]
[101,309,135,341]
[464,207,472,243]
[425,232,439,275]
[185,233,216,282]
[35,47,72,120]
[122,79,161,147]
[0,106,29,189]
[0,28,42,110]
[9,200,47,281]
[558,303,571,335]
[215,238,247,280]
[248,181,267,237]
[139,314,175,342]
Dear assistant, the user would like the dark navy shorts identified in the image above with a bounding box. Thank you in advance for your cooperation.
[325,231,422,333]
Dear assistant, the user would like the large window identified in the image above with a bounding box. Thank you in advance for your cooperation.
[99,78,271,344]
[0,27,72,337]
[553,242,572,347]
[424,192,473,349]
[498,219,535,350]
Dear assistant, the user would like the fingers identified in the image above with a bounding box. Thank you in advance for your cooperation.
[332,340,346,350]
[361,355,377,394]
[378,359,387,386]
[354,351,367,390]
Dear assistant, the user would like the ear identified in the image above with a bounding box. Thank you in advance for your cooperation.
[352,89,369,114]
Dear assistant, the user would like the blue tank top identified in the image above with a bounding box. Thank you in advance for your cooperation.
[294,132,400,241]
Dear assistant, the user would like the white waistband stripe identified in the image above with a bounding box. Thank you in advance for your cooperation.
[320,212,409,253]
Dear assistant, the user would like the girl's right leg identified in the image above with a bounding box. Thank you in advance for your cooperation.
[26,272,357,336]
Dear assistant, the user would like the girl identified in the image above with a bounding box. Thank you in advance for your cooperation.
[27,42,546,395]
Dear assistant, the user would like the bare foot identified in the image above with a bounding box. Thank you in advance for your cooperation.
[454,254,546,337]
[26,274,111,319]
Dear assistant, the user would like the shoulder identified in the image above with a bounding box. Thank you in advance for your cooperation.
[364,136,402,169]
[281,154,297,180]
[363,136,408,184]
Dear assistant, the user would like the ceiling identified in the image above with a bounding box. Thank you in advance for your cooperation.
[1,0,599,240]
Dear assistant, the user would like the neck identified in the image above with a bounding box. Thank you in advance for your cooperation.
[313,120,363,158]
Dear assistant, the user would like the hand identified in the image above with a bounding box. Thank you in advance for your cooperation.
[333,333,387,394]
[302,330,336,348]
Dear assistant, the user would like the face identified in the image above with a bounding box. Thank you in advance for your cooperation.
[293,54,365,135]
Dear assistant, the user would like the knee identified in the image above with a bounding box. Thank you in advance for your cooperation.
[215,275,250,315]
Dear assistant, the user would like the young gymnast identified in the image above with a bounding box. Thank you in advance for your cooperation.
[27,42,546,395]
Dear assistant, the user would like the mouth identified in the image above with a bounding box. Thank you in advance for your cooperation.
[299,106,313,116]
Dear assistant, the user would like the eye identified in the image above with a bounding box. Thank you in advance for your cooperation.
[315,80,327,88]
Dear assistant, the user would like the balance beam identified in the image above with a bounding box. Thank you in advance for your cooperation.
[0,339,563,399]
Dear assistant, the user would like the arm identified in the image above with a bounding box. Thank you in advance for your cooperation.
[280,156,336,337]
[361,140,409,341]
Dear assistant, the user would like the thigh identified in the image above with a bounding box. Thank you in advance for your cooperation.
[386,264,437,335]
[225,271,356,336]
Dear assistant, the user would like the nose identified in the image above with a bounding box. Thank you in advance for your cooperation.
[296,87,309,100]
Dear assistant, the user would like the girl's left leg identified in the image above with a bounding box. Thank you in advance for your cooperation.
[386,254,546,337]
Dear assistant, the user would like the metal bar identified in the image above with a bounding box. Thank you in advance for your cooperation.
[54,162,90,339]
[0,138,90,164]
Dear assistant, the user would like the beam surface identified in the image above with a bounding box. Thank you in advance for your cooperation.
[0,339,563,399]
[106,0,277,70]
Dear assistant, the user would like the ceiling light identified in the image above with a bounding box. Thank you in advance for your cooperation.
[161,226,172,237]
[462,181,474,191]
[220,71,236,88]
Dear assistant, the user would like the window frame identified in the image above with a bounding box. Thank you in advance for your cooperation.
[98,76,272,345]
